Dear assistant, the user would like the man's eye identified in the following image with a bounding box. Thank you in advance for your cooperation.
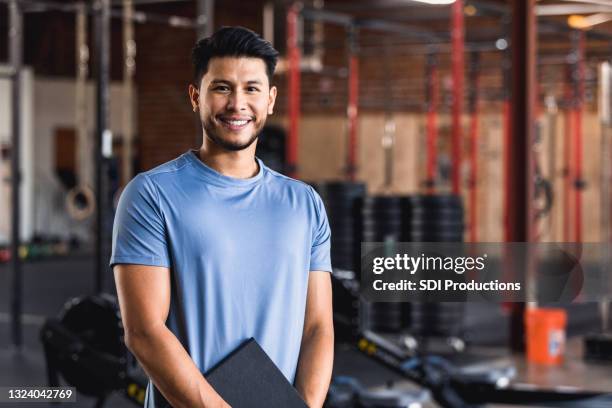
[247,87,260,93]
[213,86,230,92]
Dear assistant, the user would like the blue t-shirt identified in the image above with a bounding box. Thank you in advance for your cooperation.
[110,150,332,407]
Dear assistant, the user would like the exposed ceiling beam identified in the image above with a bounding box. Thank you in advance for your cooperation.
[561,0,612,6]
[537,4,612,16]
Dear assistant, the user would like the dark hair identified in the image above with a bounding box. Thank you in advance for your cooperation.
[191,26,279,86]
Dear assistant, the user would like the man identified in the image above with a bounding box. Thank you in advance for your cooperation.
[111,27,334,408]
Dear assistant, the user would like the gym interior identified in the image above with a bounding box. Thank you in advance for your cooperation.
[1,0,612,407]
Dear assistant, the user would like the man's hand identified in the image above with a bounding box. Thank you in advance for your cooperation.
[114,264,230,408]
[294,271,334,408]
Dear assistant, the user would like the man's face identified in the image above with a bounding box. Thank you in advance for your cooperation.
[190,57,277,152]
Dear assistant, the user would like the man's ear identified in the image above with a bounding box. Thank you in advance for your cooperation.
[268,85,277,115]
[188,84,199,112]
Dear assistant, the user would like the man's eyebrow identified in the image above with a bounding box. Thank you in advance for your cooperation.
[210,79,264,85]
[210,79,233,85]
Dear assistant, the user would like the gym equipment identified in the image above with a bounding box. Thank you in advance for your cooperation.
[360,195,406,336]
[122,0,136,185]
[65,3,96,223]
[425,50,439,193]
[326,376,431,408]
[468,51,480,242]
[361,196,404,243]
[584,333,612,362]
[317,181,366,342]
[40,294,147,407]
[317,181,366,273]
[66,185,96,221]
[346,26,359,181]
[583,61,612,365]
[356,330,610,408]
[404,195,466,347]
[401,195,464,243]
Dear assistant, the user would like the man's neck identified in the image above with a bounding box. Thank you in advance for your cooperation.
[197,144,259,179]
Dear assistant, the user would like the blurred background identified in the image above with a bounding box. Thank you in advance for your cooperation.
[0,0,612,407]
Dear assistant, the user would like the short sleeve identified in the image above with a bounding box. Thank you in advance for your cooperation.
[308,187,332,273]
[110,174,170,268]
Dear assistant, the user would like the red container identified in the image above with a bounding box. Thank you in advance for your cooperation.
[525,308,567,365]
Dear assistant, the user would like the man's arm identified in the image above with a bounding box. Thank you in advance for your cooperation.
[294,271,334,408]
[114,264,230,408]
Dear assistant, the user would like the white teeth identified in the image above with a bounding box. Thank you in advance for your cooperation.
[225,119,248,126]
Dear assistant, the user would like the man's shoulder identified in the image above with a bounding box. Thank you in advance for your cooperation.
[263,165,317,196]
[122,153,192,200]
[141,152,192,181]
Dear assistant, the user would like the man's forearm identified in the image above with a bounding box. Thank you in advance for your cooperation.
[126,325,229,408]
[294,325,334,408]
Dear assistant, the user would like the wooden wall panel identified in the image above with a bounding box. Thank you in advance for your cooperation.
[285,110,605,242]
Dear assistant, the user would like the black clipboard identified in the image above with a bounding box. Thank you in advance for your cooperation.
[205,338,308,408]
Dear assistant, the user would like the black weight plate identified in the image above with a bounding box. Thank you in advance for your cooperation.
[331,226,360,236]
[331,252,356,261]
[331,236,360,246]
[331,234,359,245]
[361,209,404,219]
[361,212,403,223]
[325,207,361,219]
[405,224,465,233]
[409,225,464,234]
[318,181,366,192]
[408,218,464,228]
[330,217,358,226]
[407,208,464,219]
[360,199,404,212]
[330,258,355,267]
[362,221,403,232]
[362,232,403,242]
[408,230,464,238]
[409,228,465,236]
[318,183,366,200]
[404,194,463,207]
[361,195,405,204]
[59,296,124,358]
[361,233,402,242]
[55,295,126,397]
[361,221,403,232]
[407,236,464,243]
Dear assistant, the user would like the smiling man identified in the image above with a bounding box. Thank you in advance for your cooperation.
[111,27,334,408]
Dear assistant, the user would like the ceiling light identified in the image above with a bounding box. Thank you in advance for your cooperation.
[568,12,612,29]
[464,5,477,16]
[568,14,589,29]
[495,38,508,50]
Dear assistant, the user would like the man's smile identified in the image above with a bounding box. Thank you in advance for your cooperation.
[218,116,253,131]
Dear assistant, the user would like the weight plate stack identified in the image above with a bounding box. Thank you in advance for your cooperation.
[361,195,410,335]
[316,182,366,342]
[317,182,366,273]
[362,302,408,334]
[361,196,404,243]
[402,194,466,341]
[409,302,464,338]
[401,194,464,242]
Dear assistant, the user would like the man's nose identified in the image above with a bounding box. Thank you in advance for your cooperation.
[227,90,248,111]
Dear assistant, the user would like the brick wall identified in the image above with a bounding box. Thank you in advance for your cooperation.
[0,2,604,173]
[135,1,266,170]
